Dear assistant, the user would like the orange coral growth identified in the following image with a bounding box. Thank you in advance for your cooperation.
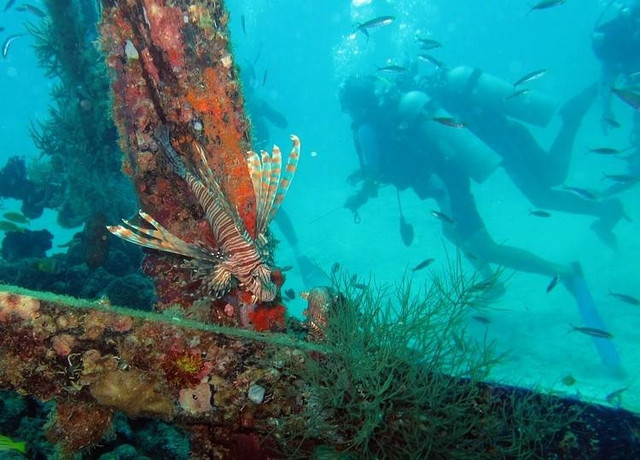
[248,304,286,332]
[186,66,257,236]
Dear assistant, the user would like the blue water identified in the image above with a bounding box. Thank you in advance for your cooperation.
[224,0,640,408]
[0,0,638,414]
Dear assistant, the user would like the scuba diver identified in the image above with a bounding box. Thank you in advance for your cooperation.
[591,0,640,196]
[421,66,628,249]
[340,73,623,373]
[242,63,330,289]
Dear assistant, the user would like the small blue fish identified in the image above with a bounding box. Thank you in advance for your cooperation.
[3,0,16,12]
[529,209,551,218]
[602,173,639,184]
[588,146,627,155]
[546,274,559,293]
[15,4,46,17]
[411,258,434,272]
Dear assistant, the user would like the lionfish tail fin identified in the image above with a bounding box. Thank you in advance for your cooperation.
[108,210,220,261]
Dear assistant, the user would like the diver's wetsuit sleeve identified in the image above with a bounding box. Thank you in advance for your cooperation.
[354,123,382,177]
[435,156,485,240]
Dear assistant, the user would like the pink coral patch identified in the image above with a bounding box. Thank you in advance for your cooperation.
[179,382,213,414]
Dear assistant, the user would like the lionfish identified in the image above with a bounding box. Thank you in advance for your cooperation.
[107,127,300,302]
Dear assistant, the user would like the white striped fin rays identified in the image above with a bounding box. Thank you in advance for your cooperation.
[107,210,221,262]
[247,135,301,236]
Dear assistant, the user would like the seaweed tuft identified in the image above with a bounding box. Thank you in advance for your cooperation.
[275,260,581,458]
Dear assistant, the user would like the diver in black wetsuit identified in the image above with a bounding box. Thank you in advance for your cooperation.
[592,0,640,196]
[340,74,623,372]
[340,74,581,284]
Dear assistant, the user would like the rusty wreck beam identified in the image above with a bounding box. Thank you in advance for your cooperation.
[100,0,284,315]
[0,284,320,456]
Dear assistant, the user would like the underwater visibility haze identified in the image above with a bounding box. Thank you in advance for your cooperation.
[0,0,639,457]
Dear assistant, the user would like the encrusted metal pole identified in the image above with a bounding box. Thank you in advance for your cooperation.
[100,0,291,328]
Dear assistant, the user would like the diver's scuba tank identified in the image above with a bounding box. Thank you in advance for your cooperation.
[398,90,502,184]
[440,66,557,127]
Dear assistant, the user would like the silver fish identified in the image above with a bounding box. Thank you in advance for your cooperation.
[512,69,546,87]
[505,88,531,100]
[571,326,613,339]
[602,173,639,184]
[609,291,640,306]
[2,34,21,58]
[611,86,640,111]
[376,65,407,73]
[417,53,445,68]
[354,15,395,39]
[411,258,435,272]
[417,38,442,50]
[528,0,566,13]
[563,185,596,201]
[431,210,455,224]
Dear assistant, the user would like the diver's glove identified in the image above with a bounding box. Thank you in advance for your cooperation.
[344,180,378,223]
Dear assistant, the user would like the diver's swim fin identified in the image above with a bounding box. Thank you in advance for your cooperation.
[297,255,331,289]
[564,262,624,377]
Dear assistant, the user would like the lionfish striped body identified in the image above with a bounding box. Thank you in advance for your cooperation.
[108,127,300,302]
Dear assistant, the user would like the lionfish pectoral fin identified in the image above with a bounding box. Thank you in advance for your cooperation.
[206,264,233,298]
[108,210,219,261]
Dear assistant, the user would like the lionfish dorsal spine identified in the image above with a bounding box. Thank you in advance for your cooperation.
[157,134,248,249]
[249,135,300,236]
[267,135,300,223]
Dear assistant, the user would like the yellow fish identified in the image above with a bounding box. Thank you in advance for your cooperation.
[0,220,24,232]
[0,434,27,455]
[3,211,30,224]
